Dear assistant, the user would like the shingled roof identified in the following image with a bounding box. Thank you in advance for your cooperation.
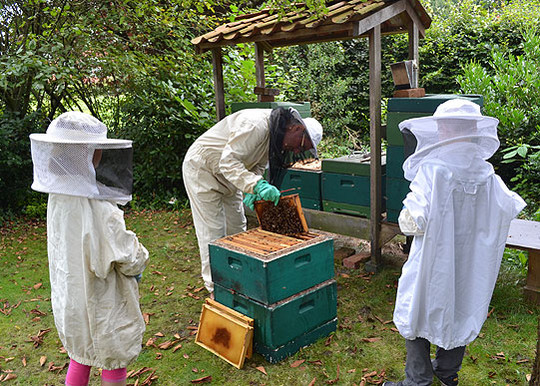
[192,0,431,53]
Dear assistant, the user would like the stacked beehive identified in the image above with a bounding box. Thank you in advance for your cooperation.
[209,196,336,362]
[385,94,484,222]
[321,152,386,218]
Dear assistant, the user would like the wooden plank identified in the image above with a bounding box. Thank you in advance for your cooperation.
[211,48,226,121]
[506,219,540,250]
[524,250,540,304]
[408,20,419,88]
[220,238,275,255]
[405,0,425,37]
[368,24,383,271]
[255,42,265,102]
[353,0,406,37]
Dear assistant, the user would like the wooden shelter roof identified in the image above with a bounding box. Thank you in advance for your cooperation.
[192,0,431,54]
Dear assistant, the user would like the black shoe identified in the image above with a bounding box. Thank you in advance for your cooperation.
[436,375,458,386]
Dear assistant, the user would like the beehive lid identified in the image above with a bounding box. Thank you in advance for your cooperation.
[322,152,386,175]
[214,228,323,261]
[254,194,309,235]
[195,298,253,369]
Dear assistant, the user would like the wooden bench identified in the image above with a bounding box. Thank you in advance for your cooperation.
[506,219,540,304]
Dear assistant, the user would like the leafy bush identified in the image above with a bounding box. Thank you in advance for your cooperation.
[458,30,540,211]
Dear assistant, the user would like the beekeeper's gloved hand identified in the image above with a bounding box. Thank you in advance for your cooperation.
[243,192,258,211]
[254,179,281,206]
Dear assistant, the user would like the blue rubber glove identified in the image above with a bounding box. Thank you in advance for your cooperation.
[243,192,258,211]
[254,179,281,206]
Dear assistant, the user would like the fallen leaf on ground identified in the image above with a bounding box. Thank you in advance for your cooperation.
[190,375,212,383]
[33,283,42,290]
[290,359,305,368]
[172,344,182,352]
[39,356,47,366]
[326,364,340,384]
[21,356,26,367]
[1,372,17,382]
[256,366,267,375]
[308,360,323,366]
[154,332,164,337]
[308,377,316,386]
[361,337,381,343]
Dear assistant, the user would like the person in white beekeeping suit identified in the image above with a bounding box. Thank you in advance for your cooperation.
[182,107,323,295]
[30,111,149,386]
[383,99,526,386]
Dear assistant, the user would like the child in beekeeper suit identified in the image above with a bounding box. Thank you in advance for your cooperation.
[383,99,526,386]
[30,111,149,386]
[182,107,323,295]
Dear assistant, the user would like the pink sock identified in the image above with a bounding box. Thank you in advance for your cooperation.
[65,359,91,386]
[102,368,127,383]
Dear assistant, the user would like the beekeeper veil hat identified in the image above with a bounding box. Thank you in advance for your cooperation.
[30,111,133,204]
[267,107,323,186]
[399,99,500,181]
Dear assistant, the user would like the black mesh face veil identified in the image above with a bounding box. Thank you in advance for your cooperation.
[94,147,133,197]
[267,107,306,186]
[268,107,317,186]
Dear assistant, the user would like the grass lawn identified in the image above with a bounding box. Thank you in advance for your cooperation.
[0,209,537,385]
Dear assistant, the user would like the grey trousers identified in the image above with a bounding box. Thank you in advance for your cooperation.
[402,338,466,386]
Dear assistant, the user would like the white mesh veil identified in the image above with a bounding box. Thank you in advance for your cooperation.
[399,99,500,181]
[30,112,133,204]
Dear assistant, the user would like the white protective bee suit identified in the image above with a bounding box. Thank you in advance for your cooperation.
[30,111,149,370]
[394,99,526,350]
[182,108,322,292]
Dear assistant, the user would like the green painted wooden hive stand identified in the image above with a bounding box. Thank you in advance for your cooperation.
[385,94,484,223]
[209,196,336,363]
[321,152,386,218]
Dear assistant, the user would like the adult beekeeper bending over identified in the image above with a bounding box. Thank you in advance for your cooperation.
[384,99,525,386]
[30,112,149,386]
[182,107,323,294]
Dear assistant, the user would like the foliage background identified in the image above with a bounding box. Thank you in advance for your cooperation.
[1,0,540,220]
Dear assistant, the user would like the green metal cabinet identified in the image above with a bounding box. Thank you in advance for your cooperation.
[231,101,311,118]
[209,232,334,304]
[214,279,337,350]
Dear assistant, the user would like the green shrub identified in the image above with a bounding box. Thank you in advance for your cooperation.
[458,30,540,211]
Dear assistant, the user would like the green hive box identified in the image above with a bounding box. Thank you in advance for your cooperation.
[277,168,322,210]
[253,318,337,363]
[231,101,311,118]
[322,154,386,176]
[209,231,334,304]
[214,279,337,350]
[386,145,405,179]
[321,153,386,218]
[385,94,484,221]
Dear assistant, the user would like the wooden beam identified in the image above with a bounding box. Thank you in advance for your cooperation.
[368,24,383,272]
[353,0,406,37]
[405,0,426,37]
[211,48,226,121]
[408,23,419,88]
[255,42,266,102]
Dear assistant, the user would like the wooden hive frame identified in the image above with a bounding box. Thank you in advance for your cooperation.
[254,194,309,236]
[195,298,254,369]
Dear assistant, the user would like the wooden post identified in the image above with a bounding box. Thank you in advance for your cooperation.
[408,23,419,88]
[366,25,382,272]
[211,48,226,121]
[255,43,265,103]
